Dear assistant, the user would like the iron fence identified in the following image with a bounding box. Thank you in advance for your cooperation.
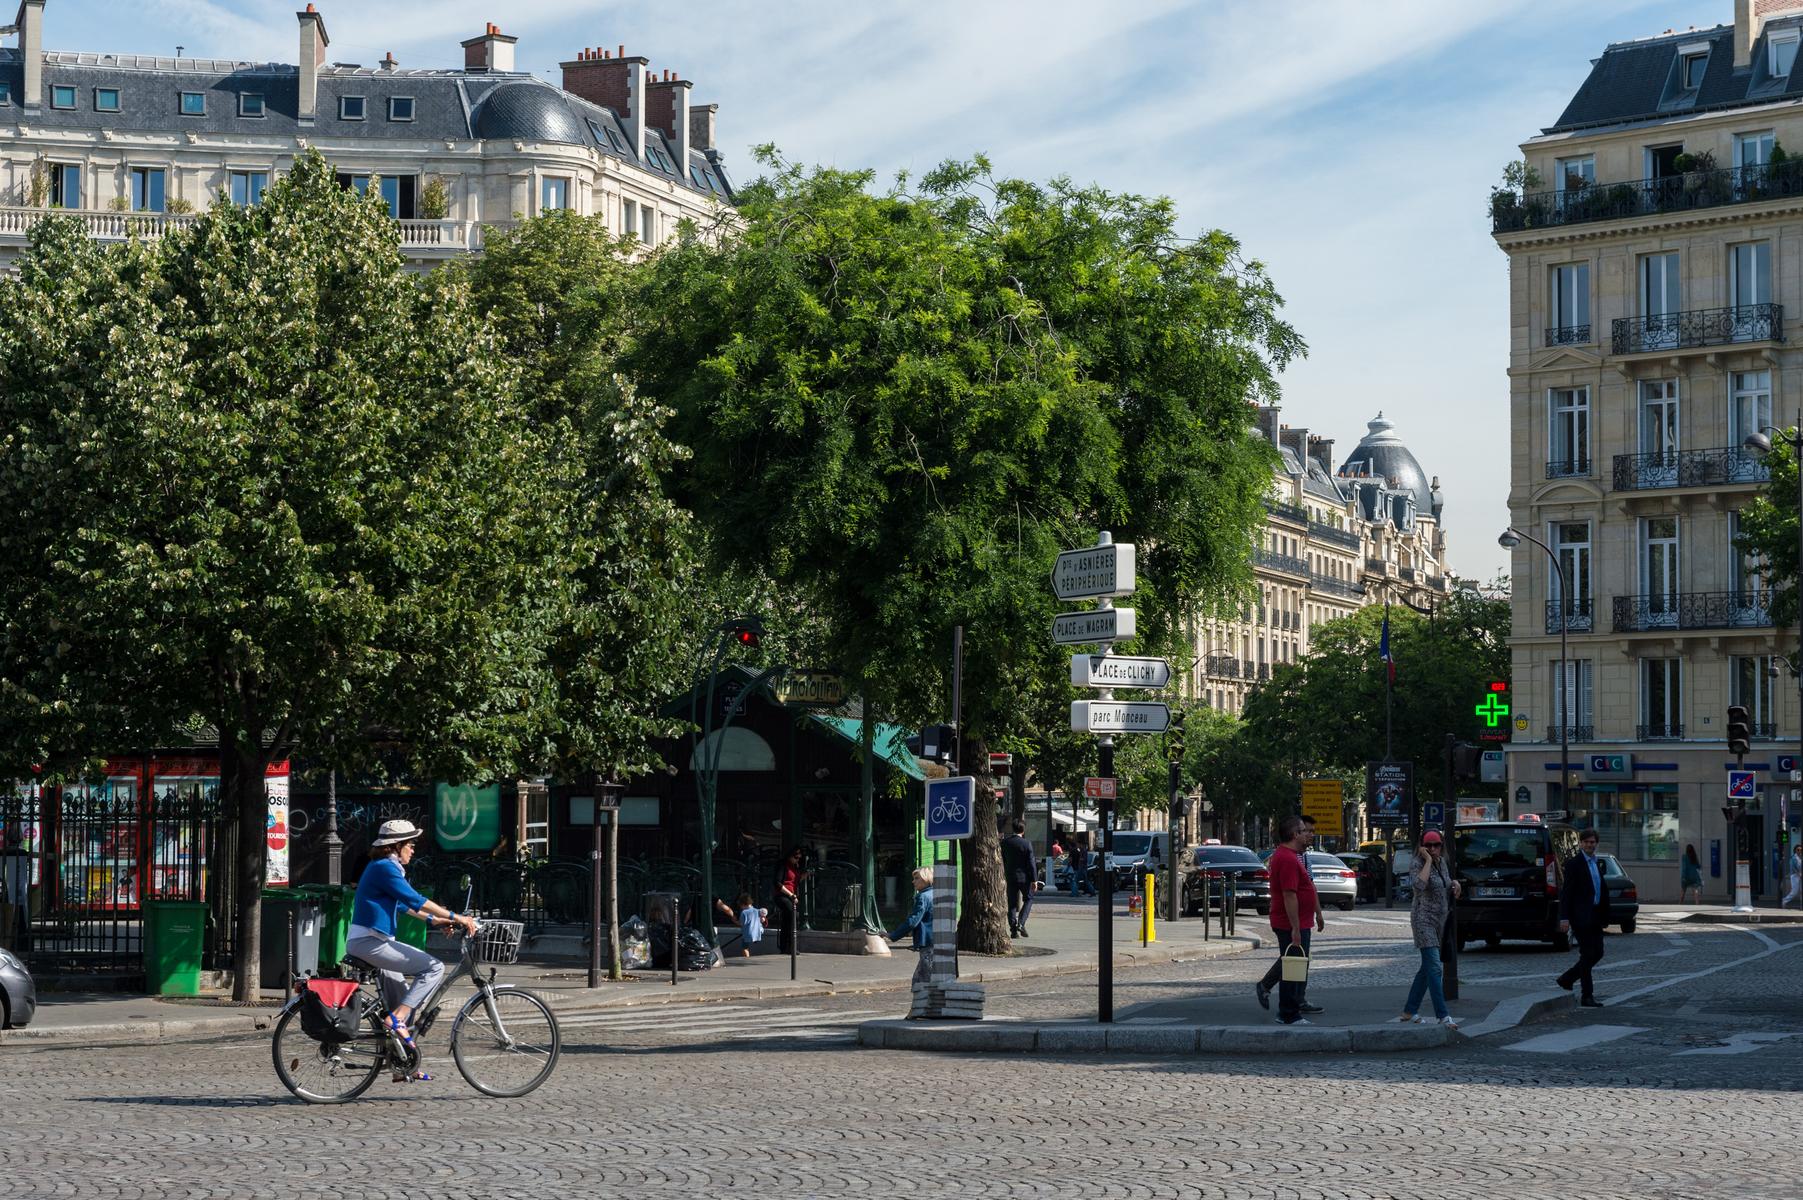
[1545,598,1593,634]
[1611,303,1782,355]
[1493,160,1803,234]
[1611,446,1769,491]
[1612,591,1772,632]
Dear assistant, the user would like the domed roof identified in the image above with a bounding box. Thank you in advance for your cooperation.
[1337,413,1434,516]
[472,82,586,145]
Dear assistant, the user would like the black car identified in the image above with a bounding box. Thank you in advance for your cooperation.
[1336,852,1386,903]
[1600,854,1640,935]
[1454,820,1581,949]
[1181,844,1272,917]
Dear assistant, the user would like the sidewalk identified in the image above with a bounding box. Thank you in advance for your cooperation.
[0,897,1259,1045]
[1640,902,1803,925]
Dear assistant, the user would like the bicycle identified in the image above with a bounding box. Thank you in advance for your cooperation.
[271,909,561,1104]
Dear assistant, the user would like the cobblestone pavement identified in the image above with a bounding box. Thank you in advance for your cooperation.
[3,918,1799,1200]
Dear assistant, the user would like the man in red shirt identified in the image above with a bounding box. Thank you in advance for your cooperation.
[1255,814,1326,1024]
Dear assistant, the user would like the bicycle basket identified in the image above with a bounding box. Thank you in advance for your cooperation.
[474,919,525,965]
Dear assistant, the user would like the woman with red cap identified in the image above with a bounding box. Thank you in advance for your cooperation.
[1395,829,1461,1026]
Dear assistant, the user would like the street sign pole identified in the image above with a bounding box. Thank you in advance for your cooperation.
[1094,533,1117,1025]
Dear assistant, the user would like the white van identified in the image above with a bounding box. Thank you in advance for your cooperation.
[1105,831,1170,885]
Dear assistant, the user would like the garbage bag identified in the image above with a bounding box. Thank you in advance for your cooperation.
[677,927,721,972]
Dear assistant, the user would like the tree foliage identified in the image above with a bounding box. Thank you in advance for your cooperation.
[1735,432,1801,639]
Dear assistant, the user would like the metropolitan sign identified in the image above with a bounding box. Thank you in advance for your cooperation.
[1051,543,1136,601]
[1071,700,1170,734]
[1052,607,1137,646]
[1069,654,1171,689]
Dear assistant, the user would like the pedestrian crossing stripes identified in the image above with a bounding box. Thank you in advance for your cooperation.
[1503,1025,1649,1054]
[552,1003,882,1043]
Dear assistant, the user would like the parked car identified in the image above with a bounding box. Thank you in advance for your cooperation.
[1336,852,1386,903]
[1181,844,1272,916]
[0,947,35,1028]
[1307,851,1359,911]
[1454,820,1582,949]
[1600,854,1640,934]
[1105,831,1170,890]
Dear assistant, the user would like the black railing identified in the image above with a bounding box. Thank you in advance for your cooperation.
[1546,324,1592,346]
[1204,654,1240,679]
[1754,721,1778,740]
[1546,458,1591,479]
[1492,160,1803,234]
[1613,590,1772,632]
[1243,659,1257,679]
[1546,724,1595,743]
[1400,566,1418,583]
[1254,548,1309,577]
[1256,663,1270,681]
[1546,598,1593,633]
[1611,446,1770,491]
[1310,573,1363,599]
[1637,722,1684,741]
[1612,303,1783,355]
[1264,500,1308,526]
[1309,521,1359,549]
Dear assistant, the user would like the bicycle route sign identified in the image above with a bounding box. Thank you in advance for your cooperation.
[925,776,976,840]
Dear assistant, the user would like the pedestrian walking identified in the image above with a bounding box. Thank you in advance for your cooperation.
[886,867,935,985]
[1679,843,1704,906]
[1068,843,1095,897]
[774,846,807,957]
[1255,815,1324,1024]
[1001,819,1038,937]
[1394,830,1461,1027]
[714,893,767,957]
[1782,844,1802,909]
[1555,827,1612,1007]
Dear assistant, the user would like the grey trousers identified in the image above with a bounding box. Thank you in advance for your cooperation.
[346,932,445,1013]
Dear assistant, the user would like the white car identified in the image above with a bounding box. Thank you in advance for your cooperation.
[1306,851,1359,912]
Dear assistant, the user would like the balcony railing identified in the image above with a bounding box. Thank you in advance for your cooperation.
[1612,446,1770,491]
[1546,598,1593,634]
[1243,659,1257,679]
[1400,565,1418,583]
[0,206,486,255]
[1545,323,1592,347]
[1309,521,1360,550]
[1612,590,1772,632]
[1309,572,1364,599]
[1264,500,1308,526]
[1492,160,1803,234]
[1611,303,1783,355]
[1636,722,1684,741]
[1254,549,1308,577]
[1256,663,1270,682]
[1546,724,1595,743]
[1754,721,1778,740]
[1546,458,1591,480]
[1203,654,1240,679]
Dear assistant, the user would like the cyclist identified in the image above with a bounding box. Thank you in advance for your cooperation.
[346,820,477,1053]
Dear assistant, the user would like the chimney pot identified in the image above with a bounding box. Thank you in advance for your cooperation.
[618,44,625,57]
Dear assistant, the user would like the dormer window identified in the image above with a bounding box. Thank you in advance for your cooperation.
[340,95,366,121]
[1772,29,1800,78]
[1681,50,1707,90]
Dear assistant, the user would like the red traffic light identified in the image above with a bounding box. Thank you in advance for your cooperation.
[734,628,759,647]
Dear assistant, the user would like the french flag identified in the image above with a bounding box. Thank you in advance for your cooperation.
[1380,604,1396,684]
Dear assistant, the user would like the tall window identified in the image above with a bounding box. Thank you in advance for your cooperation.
[1641,516,1680,626]
[1550,263,1589,342]
[1555,155,1595,192]
[1735,130,1774,169]
[129,167,166,213]
[1772,29,1801,78]
[1731,656,1776,734]
[622,198,638,239]
[540,176,569,212]
[1639,251,1682,351]
[1551,521,1592,630]
[1638,379,1679,485]
[1729,510,1771,624]
[1641,658,1682,738]
[1731,370,1773,452]
[640,204,655,244]
[336,173,415,219]
[1553,658,1594,734]
[48,163,80,208]
[1730,241,1772,313]
[1549,387,1590,475]
[228,171,267,207]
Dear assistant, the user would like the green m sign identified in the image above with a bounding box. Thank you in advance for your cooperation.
[434,782,501,852]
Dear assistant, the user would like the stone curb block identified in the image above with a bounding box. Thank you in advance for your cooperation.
[854,1018,1459,1056]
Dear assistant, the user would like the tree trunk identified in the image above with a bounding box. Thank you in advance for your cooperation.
[225,741,271,1002]
[856,710,880,932]
[956,736,1011,954]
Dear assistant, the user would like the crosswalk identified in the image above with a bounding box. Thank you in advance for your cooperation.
[552,1003,883,1045]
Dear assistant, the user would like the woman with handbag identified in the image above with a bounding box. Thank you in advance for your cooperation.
[1394,829,1461,1027]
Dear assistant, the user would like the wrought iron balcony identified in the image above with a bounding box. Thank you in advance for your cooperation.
[1309,521,1360,550]
[1253,548,1308,577]
[1243,659,1257,679]
[1612,590,1772,632]
[1546,598,1593,634]
[1611,303,1782,355]
[1636,722,1684,741]
[1611,446,1770,491]
[1203,654,1240,679]
[1754,721,1778,740]
[1545,324,1591,347]
[1256,663,1270,682]
[1400,565,1418,583]
[1546,724,1595,743]
[1491,160,1803,234]
[1309,572,1364,599]
[1545,458,1591,480]
[1263,500,1308,526]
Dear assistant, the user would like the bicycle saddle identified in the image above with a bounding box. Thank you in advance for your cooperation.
[341,954,384,975]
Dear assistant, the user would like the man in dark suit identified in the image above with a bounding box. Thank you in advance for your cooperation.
[1556,827,1612,1007]
[1000,819,1039,937]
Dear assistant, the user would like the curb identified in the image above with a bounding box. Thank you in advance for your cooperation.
[0,935,1261,1047]
[1677,911,1803,925]
[856,1018,1456,1055]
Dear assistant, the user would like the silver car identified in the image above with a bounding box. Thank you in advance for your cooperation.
[1306,851,1359,912]
[0,947,35,1028]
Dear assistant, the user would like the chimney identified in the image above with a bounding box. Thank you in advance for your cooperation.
[381,51,398,71]
[1306,434,1335,477]
[647,72,692,178]
[16,1,44,111]
[1255,405,1281,448]
[689,102,718,152]
[562,46,647,161]
[1278,426,1308,469]
[297,4,329,124]
[461,21,517,73]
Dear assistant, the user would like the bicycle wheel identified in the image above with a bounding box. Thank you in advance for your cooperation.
[271,1006,386,1104]
[450,986,561,1098]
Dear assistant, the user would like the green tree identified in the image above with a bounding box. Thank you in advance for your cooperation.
[1736,431,1802,640]
[0,153,568,998]
[631,153,1300,951]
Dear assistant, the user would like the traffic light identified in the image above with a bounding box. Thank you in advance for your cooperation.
[732,626,760,648]
[1167,709,1186,762]
[1727,704,1752,757]
[905,724,957,764]
[1451,742,1483,780]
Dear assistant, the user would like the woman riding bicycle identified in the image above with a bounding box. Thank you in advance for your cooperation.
[346,820,477,1050]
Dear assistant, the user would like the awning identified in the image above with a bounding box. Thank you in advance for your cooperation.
[806,715,928,782]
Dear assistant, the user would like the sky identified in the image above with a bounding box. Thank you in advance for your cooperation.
[24,0,1736,580]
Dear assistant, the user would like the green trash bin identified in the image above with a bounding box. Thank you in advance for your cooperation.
[305,884,356,972]
[142,899,208,996]
[398,885,433,948]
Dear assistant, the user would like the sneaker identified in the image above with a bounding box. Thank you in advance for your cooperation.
[1440,1016,1460,1028]
[1392,1014,1416,1024]
[1276,1017,1311,1025]
[1254,981,1271,1010]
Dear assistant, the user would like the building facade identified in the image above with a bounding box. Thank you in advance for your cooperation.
[0,2,732,266]
[1494,0,1803,902]
[1190,407,1454,714]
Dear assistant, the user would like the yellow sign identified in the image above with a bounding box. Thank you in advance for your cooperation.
[773,670,847,708]
[1300,778,1343,836]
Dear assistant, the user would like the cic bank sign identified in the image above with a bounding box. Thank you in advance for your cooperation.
[434,782,501,852]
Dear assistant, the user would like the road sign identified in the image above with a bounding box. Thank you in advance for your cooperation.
[1300,779,1342,835]
[1070,654,1171,689]
[1051,543,1136,601]
[1083,776,1117,801]
[1728,769,1757,801]
[1422,801,1445,828]
[1070,700,1170,734]
[1480,750,1506,783]
[925,776,976,840]
[1051,607,1136,646]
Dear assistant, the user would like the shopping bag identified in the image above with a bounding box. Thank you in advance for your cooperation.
[1279,943,1310,984]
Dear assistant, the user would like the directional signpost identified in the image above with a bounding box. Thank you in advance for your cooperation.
[1071,700,1171,733]
[1051,543,1136,601]
[1052,608,1137,646]
[1070,654,1171,689]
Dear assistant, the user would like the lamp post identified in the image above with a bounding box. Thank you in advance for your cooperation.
[1744,414,1803,844]
[697,616,765,950]
[1499,527,1571,815]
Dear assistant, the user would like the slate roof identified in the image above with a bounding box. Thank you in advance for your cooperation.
[1337,413,1434,518]
[0,48,730,200]
[1549,16,1803,133]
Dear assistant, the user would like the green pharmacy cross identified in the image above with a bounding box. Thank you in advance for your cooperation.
[1475,683,1510,729]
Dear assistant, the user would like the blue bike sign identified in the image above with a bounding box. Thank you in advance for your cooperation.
[925,777,976,841]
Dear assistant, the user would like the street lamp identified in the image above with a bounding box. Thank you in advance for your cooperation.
[1499,527,1572,815]
[1742,416,1803,810]
[696,615,766,950]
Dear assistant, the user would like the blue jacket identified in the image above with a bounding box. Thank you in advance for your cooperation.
[350,856,427,938]
[887,887,934,949]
